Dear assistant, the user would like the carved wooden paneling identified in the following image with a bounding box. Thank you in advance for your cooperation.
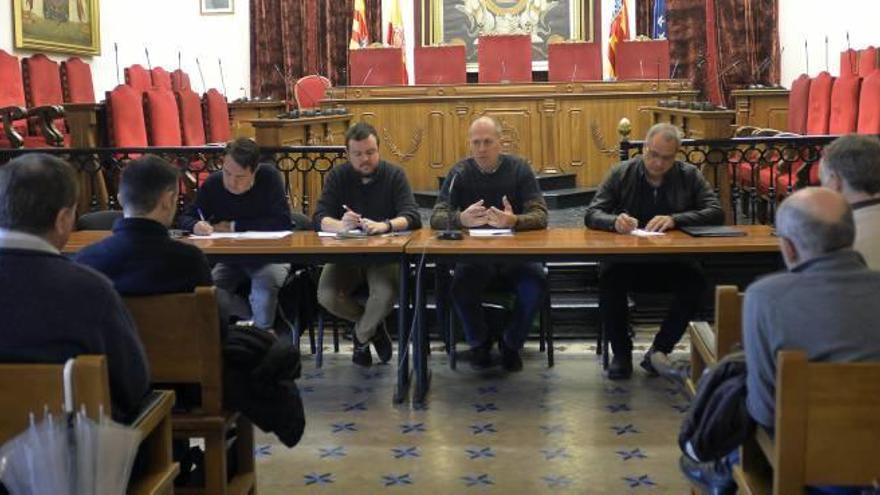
[313,81,698,189]
[731,89,790,130]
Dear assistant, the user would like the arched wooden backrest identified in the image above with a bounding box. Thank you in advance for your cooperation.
[805,72,835,135]
[22,54,64,108]
[294,75,330,109]
[857,70,880,134]
[123,287,223,415]
[786,74,811,134]
[828,75,861,134]
[0,49,26,108]
[0,355,110,444]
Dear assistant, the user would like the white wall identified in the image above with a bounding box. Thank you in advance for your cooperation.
[779,0,880,87]
[0,0,250,100]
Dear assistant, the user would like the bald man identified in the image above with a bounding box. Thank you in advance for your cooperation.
[431,116,548,371]
[744,187,880,429]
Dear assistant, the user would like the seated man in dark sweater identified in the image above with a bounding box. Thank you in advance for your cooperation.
[584,123,724,380]
[178,138,293,332]
[313,122,422,367]
[0,153,149,419]
[76,154,213,295]
[430,116,549,372]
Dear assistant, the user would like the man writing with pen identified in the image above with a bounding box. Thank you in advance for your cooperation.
[178,138,293,333]
[584,123,724,380]
[312,122,421,367]
[430,116,548,371]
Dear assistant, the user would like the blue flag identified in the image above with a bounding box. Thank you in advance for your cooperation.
[652,0,667,39]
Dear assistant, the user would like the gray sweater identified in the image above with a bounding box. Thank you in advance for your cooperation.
[743,249,880,427]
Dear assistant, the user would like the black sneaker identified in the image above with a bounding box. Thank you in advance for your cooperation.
[372,323,393,364]
[499,340,523,372]
[607,353,633,380]
[352,335,372,367]
[470,342,494,370]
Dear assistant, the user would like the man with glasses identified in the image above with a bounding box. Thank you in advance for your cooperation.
[584,123,724,380]
[179,138,292,333]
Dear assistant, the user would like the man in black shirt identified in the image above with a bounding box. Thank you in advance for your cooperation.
[584,123,724,380]
[313,122,421,367]
[178,138,292,332]
[77,155,213,295]
[431,116,549,372]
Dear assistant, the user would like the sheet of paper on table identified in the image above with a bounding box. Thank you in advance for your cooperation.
[629,229,666,237]
[468,229,514,237]
[190,231,293,240]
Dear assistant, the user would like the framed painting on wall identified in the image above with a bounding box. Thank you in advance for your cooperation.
[201,0,234,14]
[12,0,101,56]
[417,0,600,71]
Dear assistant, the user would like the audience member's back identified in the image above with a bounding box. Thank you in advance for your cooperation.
[0,154,149,419]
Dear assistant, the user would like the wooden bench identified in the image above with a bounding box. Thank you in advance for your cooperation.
[0,355,179,495]
[124,287,256,495]
[686,285,744,396]
[734,351,880,493]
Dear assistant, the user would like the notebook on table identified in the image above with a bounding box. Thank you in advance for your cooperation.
[680,226,748,237]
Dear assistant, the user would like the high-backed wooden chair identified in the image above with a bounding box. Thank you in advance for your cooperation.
[106,84,149,148]
[0,355,179,495]
[0,49,64,148]
[203,88,232,143]
[733,351,880,494]
[21,54,70,145]
[176,88,207,146]
[857,70,880,135]
[123,287,256,495]
[143,87,183,147]
[686,286,743,396]
[61,56,96,104]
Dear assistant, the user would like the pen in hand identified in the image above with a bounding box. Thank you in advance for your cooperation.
[197,208,206,222]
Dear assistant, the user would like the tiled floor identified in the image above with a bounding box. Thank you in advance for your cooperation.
[254,336,692,494]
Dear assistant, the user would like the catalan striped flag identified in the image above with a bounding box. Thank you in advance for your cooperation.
[350,0,369,49]
[608,0,631,78]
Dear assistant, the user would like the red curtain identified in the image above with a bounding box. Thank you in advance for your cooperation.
[364,0,382,44]
[251,0,366,99]
[666,0,778,106]
[636,0,656,37]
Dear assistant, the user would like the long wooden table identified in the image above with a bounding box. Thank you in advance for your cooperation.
[64,230,416,404]
[403,226,780,402]
[65,227,781,406]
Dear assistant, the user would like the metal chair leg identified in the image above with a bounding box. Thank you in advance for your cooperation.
[316,311,325,368]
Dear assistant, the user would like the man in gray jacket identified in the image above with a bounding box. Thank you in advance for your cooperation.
[584,123,724,379]
[744,187,880,428]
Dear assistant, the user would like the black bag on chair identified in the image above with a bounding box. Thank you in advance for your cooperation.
[678,351,755,462]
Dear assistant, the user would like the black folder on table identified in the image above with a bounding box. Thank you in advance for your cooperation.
[680,226,748,237]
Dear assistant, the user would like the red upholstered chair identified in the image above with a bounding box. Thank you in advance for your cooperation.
[150,67,172,91]
[616,40,670,80]
[125,64,152,93]
[203,88,232,143]
[805,72,835,135]
[350,47,406,86]
[857,70,880,134]
[171,69,191,92]
[547,42,602,82]
[858,46,878,78]
[60,57,95,104]
[176,89,206,146]
[787,74,811,134]
[106,84,148,147]
[414,45,466,84]
[0,51,65,149]
[828,75,861,134]
[478,34,532,83]
[840,49,859,78]
[21,54,70,143]
[294,75,331,109]
[143,88,182,146]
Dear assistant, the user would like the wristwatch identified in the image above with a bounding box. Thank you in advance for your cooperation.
[384,220,393,233]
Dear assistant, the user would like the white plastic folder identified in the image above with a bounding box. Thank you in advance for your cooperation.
[191,231,293,240]
[468,229,514,237]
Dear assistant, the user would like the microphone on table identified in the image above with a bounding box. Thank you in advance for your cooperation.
[361,67,374,85]
[437,171,463,241]
[501,60,508,83]
[640,58,645,78]
[670,59,680,79]
[570,63,579,82]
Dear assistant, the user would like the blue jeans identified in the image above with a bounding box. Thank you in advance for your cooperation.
[213,262,289,330]
[450,262,546,350]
